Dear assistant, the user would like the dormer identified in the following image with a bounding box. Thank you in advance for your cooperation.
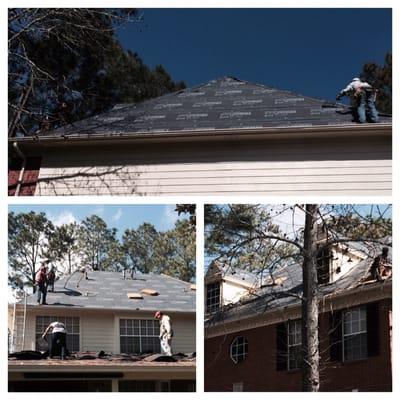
[316,226,367,284]
[205,261,260,313]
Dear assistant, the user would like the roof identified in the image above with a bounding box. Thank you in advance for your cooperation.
[206,246,392,327]
[23,271,195,313]
[37,77,392,138]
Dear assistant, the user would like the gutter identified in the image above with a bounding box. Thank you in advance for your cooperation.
[12,142,27,196]
[8,123,392,148]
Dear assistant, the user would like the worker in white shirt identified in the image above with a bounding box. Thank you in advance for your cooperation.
[42,321,68,359]
[336,77,379,123]
[154,311,173,356]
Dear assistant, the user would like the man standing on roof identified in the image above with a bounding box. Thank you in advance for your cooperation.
[35,263,48,305]
[370,247,392,281]
[46,266,56,292]
[42,321,68,360]
[336,77,379,123]
[155,311,173,356]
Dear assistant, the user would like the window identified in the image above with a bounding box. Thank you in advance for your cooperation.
[206,282,221,313]
[276,319,302,371]
[287,320,302,370]
[342,306,367,361]
[120,319,160,354]
[330,303,379,363]
[35,316,80,351]
[230,336,248,363]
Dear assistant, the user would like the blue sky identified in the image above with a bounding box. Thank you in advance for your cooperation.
[117,8,391,102]
[8,204,186,236]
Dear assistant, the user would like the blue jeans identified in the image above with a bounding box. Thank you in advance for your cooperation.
[37,283,47,304]
[366,91,379,123]
[356,93,379,123]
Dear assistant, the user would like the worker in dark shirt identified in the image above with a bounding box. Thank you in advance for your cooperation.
[42,321,68,359]
[370,247,391,281]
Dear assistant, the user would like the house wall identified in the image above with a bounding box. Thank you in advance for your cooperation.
[204,298,392,392]
[18,308,195,354]
[33,133,391,196]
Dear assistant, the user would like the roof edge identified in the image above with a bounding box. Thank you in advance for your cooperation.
[205,280,391,337]
[9,123,392,148]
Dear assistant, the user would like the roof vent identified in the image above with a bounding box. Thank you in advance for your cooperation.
[190,284,196,291]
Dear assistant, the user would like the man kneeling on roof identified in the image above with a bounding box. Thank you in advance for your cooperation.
[42,321,68,360]
[155,311,173,356]
[369,247,392,281]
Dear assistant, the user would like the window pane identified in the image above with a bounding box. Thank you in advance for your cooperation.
[230,337,248,363]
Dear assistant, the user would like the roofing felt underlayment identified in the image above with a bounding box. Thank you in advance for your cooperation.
[46,77,392,137]
[23,271,195,312]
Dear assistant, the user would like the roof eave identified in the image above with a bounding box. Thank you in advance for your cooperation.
[205,280,391,337]
[11,303,195,315]
[9,123,392,149]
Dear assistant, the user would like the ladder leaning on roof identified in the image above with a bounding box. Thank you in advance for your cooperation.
[10,291,28,353]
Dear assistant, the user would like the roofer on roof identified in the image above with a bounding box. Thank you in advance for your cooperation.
[369,247,392,281]
[42,321,68,360]
[336,77,379,124]
[155,311,173,356]
[35,262,48,305]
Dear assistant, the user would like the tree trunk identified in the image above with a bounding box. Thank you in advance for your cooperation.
[68,252,72,275]
[301,204,320,392]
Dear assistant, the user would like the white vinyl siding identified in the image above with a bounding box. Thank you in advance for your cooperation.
[81,312,116,353]
[35,133,391,196]
[15,310,195,354]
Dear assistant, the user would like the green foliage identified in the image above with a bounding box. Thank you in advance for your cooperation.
[46,222,79,274]
[205,204,391,274]
[360,53,392,114]
[175,204,196,226]
[160,219,196,282]
[205,204,297,273]
[122,223,158,273]
[8,210,196,289]
[8,8,185,136]
[8,211,54,291]
[77,215,118,271]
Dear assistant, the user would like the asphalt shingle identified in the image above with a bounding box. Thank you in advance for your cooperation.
[26,271,195,312]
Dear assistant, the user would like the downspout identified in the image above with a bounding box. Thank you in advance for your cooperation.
[12,142,27,197]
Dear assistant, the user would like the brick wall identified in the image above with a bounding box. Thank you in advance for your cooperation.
[204,298,392,392]
[8,157,41,196]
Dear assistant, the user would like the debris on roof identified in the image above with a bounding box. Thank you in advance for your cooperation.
[206,244,391,327]
[19,271,195,312]
[127,293,143,299]
[141,288,159,296]
[8,351,196,366]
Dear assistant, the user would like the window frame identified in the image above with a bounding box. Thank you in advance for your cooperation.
[206,281,221,313]
[342,306,368,362]
[287,319,302,370]
[119,318,160,354]
[230,336,248,364]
